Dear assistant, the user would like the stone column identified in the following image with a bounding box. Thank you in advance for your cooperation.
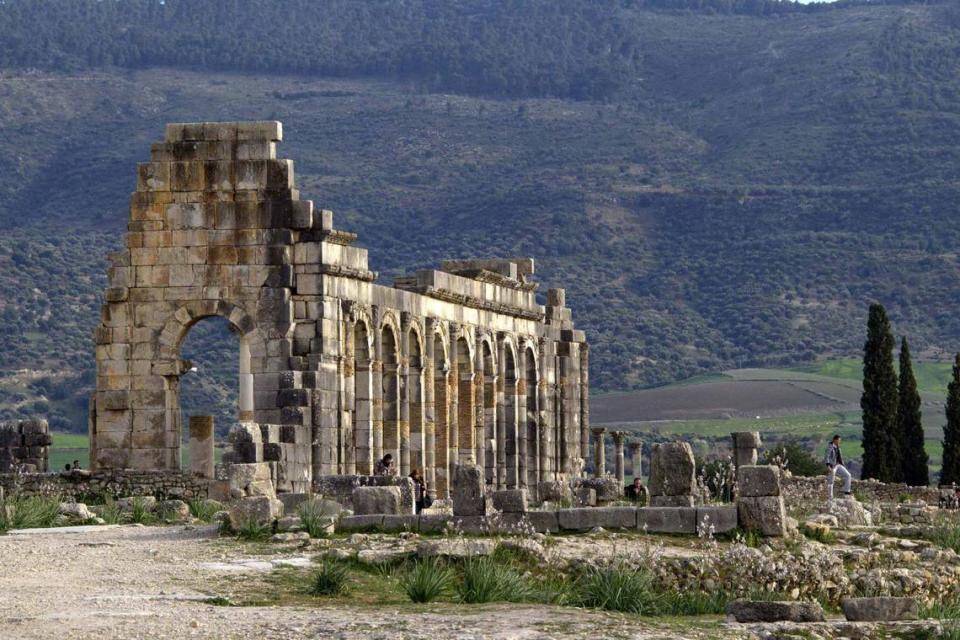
[399,317,411,476]
[628,441,643,480]
[579,344,590,472]
[448,325,460,479]
[424,318,437,496]
[496,337,507,489]
[188,415,214,479]
[371,307,384,466]
[612,431,627,484]
[732,432,761,469]
[592,427,606,478]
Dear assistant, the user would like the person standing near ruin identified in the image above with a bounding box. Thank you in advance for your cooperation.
[824,434,852,500]
[374,453,394,476]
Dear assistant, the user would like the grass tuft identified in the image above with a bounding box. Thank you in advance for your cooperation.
[309,560,350,597]
[235,517,271,541]
[297,498,336,538]
[576,564,659,614]
[128,496,155,525]
[7,495,62,529]
[457,556,535,604]
[188,498,222,522]
[402,557,453,603]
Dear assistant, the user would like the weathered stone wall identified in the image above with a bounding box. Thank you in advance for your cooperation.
[0,419,51,472]
[0,469,208,500]
[93,121,590,499]
[782,476,940,504]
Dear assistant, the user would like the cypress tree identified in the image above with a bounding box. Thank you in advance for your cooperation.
[897,338,928,486]
[861,304,899,481]
[942,354,960,487]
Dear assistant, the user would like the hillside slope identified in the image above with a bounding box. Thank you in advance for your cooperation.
[2,1,960,431]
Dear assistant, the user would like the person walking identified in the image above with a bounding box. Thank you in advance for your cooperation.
[410,469,431,513]
[825,434,852,500]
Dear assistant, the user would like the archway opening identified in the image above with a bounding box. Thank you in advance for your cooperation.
[455,336,474,464]
[353,321,372,474]
[525,346,539,487]
[408,328,425,476]
[481,340,496,487]
[381,325,400,470]
[178,316,246,469]
[504,346,518,489]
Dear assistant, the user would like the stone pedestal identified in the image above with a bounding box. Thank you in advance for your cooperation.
[188,415,215,479]
[732,431,761,468]
[648,441,696,507]
[612,431,627,484]
[591,427,606,478]
[628,441,642,480]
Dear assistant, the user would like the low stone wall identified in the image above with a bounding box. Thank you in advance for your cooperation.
[0,469,209,501]
[782,476,940,504]
[339,504,738,536]
[0,419,51,472]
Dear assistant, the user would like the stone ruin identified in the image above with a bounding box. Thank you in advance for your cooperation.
[0,419,51,472]
[90,121,590,499]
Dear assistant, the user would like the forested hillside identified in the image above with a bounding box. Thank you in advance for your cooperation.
[3,0,960,433]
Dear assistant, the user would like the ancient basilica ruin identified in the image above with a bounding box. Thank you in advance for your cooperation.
[91,121,590,498]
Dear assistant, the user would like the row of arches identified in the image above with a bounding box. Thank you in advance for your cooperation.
[342,315,544,498]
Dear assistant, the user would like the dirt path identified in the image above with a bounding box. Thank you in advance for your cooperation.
[0,524,746,640]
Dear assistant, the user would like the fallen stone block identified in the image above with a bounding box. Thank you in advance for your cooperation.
[278,492,312,514]
[695,505,738,533]
[418,513,456,534]
[537,480,570,503]
[59,502,95,521]
[575,477,623,503]
[118,496,157,512]
[229,495,283,529]
[727,600,826,623]
[737,495,787,537]
[491,489,528,513]
[525,510,560,533]
[842,597,919,622]
[357,548,412,565]
[416,538,497,559]
[158,499,191,523]
[637,507,697,534]
[352,486,402,515]
[737,465,782,497]
[650,495,695,507]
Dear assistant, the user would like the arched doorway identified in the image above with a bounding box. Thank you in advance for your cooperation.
[381,324,400,470]
[525,346,539,487]
[407,327,425,476]
[481,340,496,487]
[433,333,450,497]
[353,320,372,474]
[503,345,518,489]
[455,336,474,465]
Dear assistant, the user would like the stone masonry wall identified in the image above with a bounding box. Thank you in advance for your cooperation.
[0,469,208,501]
[0,419,51,472]
[782,476,940,504]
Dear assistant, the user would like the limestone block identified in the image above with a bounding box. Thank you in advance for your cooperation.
[352,486,402,515]
[648,442,696,498]
[557,507,637,531]
[727,600,826,623]
[491,489,528,513]
[637,507,697,534]
[732,431,761,449]
[158,499,191,522]
[650,495,695,507]
[574,487,597,507]
[118,496,157,512]
[520,510,560,533]
[338,514,384,532]
[737,495,787,537]
[537,480,570,503]
[841,597,918,622]
[381,514,418,532]
[453,464,486,517]
[695,505,738,533]
[576,477,623,503]
[228,495,283,529]
[738,465,781,497]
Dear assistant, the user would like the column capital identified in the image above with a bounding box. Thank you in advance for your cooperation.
[627,441,642,453]
[591,427,606,437]
[611,430,628,445]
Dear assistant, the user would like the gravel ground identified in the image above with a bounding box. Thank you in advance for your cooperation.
[0,524,737,640]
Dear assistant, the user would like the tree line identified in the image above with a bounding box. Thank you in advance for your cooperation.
[858,302,960,486]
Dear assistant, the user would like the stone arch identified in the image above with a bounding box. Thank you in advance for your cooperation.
[454,332,475,465]
[138,300,264,470]
[432,323,451,497]
[501,338,520,489]
[352,312,374,474]
[406,321,426,476]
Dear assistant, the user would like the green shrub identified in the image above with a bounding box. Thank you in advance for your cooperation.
[128,497,154,525]
[310,561,350,597]
[402,558,453,603]
[99,498,122,525]
[188,498,221,522]
[576,564,659,614]
[0,500,8,534]
[930,525,960,554]
[8,495,62,529]
[457,556,535,604]
[235,517,271,541]
[763,442,823,477]
[297,498,336,538]
[921,593,960,620]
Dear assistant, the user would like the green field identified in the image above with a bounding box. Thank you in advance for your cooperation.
[793,358,955,397]
[48,432,224,472]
